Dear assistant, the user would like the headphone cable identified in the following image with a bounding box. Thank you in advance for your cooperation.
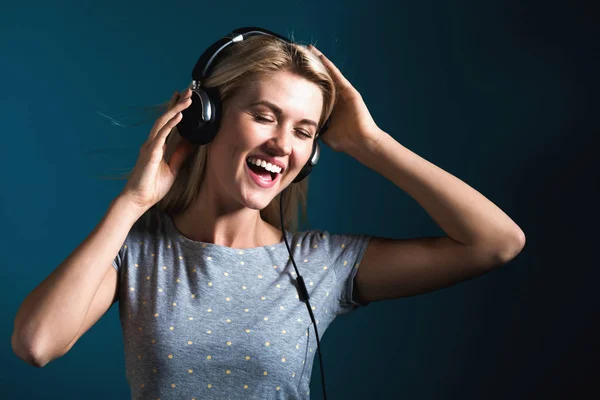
[280,187,328,400]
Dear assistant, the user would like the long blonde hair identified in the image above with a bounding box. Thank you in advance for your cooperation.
[105,34,337,233]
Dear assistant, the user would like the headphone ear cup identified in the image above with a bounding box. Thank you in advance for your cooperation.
[293,139,320,183]
[177,86,223,145]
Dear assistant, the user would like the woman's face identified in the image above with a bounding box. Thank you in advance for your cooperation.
[205,69,324,211]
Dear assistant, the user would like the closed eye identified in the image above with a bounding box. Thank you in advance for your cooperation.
[253,114,274,123]
[251,113,312,139]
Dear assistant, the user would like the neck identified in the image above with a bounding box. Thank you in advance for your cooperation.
[171,192,283,250]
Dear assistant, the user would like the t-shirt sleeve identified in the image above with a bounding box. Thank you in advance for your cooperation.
[110,210,144,273]
[323,231,372,316]
[111,206,157,273]
[112,244,125,273]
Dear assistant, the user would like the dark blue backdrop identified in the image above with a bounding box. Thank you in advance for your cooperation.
[2,0,597,399]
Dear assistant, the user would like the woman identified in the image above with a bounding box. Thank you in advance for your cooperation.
[12,29,525,400]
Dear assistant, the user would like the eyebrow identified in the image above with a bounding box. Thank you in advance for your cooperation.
[248,100,319,129]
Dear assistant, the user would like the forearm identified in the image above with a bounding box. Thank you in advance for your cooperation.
[12,196,144,362]
[346,129,524,252]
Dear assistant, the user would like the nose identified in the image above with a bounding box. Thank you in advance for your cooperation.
[267,125,293,155]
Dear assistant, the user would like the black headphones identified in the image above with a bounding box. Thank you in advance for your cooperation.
[176,26,331,183]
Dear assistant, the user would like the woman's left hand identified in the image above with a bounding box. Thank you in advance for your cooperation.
[308,45,383,154]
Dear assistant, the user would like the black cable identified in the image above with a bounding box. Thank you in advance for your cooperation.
[280,188,327,400]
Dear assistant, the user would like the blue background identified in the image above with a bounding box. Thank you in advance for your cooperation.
[1,0,597,398]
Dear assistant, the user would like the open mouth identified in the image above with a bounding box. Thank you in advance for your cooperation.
[246,159,279,181]
[246,159,280,187]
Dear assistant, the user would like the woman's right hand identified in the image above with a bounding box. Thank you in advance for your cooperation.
[119,88,195,211]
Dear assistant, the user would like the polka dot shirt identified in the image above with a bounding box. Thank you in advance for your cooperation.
[111,206,371,399]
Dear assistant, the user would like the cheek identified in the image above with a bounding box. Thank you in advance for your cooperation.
[289,146,314,174]
[206,141,242,177]
[229,121,263,149]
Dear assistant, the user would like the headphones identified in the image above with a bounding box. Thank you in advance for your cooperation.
[176,26,331,183]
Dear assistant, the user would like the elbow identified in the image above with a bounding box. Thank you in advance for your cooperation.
[495,230,526,265]
[11,330,49,368]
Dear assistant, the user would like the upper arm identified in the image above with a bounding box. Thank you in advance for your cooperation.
[354,235,519,303]
[63,265,119,353]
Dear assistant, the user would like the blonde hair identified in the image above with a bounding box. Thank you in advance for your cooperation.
[104,34,336,233]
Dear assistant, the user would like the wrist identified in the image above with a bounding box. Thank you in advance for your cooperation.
[345,128,387,158]
[111,195,149,222]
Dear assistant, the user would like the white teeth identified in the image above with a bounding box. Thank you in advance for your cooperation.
[247,157,282,174]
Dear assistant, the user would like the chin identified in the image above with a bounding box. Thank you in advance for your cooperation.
[245,200,268,210]
[238,172,290,209]
[239,188,275,210]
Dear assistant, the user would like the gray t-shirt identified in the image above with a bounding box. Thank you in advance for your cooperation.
[112,206,372,399]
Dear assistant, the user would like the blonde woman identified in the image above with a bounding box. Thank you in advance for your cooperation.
[12,28,525,400]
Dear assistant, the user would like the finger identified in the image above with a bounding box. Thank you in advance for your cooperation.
[147,91,178,141]
[168,138,195,175]
[170,87,191,109]
[147,110,183,154]
[308,45,354,93]
[148,93,191,141]
[167,91,179,109]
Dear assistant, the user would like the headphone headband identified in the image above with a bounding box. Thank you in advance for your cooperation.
[192,27,291,83]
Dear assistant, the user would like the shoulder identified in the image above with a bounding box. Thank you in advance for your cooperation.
[126,205,170,241]
[297,229,371,255]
